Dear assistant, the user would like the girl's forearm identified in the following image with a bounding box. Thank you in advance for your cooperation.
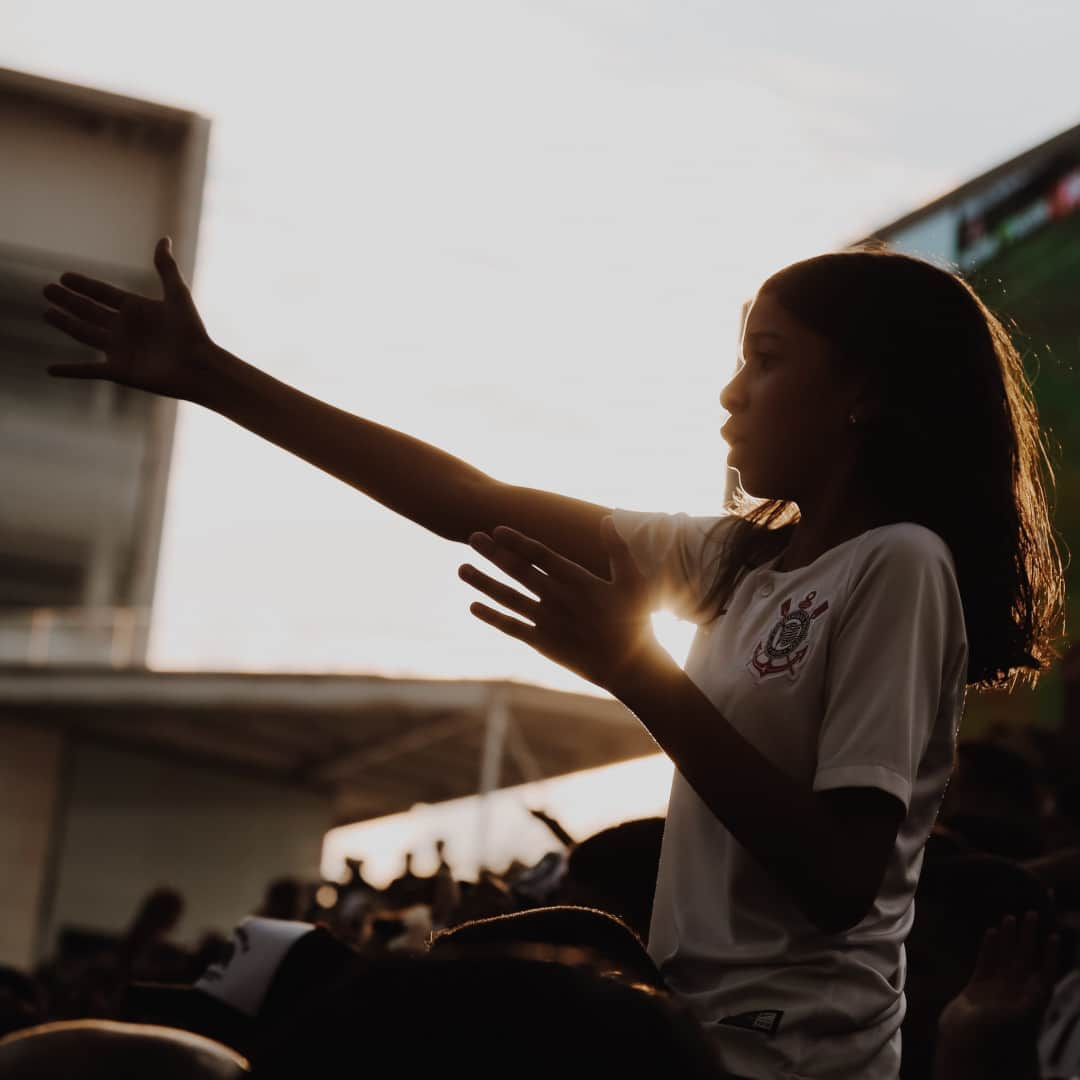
[197,343,497,542]
[610,645,863,935]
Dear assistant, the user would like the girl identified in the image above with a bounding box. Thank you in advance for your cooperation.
[41,240,1065,1077]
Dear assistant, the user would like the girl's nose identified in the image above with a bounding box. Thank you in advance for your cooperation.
[719,378,741,415]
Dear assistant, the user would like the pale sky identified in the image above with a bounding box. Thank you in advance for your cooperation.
[6,1,1080,879]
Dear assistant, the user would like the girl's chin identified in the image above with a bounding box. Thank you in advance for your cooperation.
[726,457,767,498]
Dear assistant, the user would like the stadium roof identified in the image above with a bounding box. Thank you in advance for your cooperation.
[0,666,658,825]
[861,116,1080,240]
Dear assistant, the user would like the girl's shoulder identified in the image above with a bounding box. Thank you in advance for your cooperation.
[841,521,961,607]
[851,520,955,569]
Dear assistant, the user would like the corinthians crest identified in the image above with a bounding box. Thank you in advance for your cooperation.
[749,591,829,680]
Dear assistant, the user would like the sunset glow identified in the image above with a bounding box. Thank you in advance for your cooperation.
[7,1,1078,855]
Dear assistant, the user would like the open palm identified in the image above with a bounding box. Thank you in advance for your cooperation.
[40,237,216,403]
[937,910,1061,1068]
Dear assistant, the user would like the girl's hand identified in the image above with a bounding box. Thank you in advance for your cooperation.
[40,237,218,404]
[458,517,660,695]
[934,910,1061,1079]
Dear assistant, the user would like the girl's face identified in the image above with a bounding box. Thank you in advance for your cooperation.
[719,291,861,502]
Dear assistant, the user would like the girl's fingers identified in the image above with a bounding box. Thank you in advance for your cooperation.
[468,601,536,643]
[42,282,117,326]
[459,564,541,621]
[994,914,1017,978]
[57,271,130,309]
[972,925,1000,983]
[468,533,567,605]
[1043,932,1062,991]
[491,526,595,586]
[1015,910,1040,977]
[41,308,110,351]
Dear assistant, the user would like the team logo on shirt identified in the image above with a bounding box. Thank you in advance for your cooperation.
[748,591,829,680]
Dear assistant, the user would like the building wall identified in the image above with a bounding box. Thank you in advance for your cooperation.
[0,66,209,666]
[41,741,333,958]
[0,721,64,969]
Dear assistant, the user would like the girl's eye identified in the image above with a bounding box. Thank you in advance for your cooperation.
[736,351,778,374]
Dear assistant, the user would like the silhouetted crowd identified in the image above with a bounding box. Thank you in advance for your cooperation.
[5,707,1080,1077]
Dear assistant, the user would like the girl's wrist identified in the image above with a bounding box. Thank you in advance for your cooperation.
[607,636,678,711]
[192,342,252,412]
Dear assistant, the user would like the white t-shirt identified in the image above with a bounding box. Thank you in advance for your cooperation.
[611,509,969,1080]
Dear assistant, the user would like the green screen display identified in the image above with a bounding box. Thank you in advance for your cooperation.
[873,140,1080,735]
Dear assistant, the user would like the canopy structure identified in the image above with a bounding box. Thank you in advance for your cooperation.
[0,666,659,825]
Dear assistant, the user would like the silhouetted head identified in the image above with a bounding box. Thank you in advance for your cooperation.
[430,905,665,990]
[258,879,304,922]
[253,951,718,1079]
[128,888,185,941]
[0,968,46,1040]
[940,738,1046,858]
[552,817,664,941]
[0,1020,248,1079]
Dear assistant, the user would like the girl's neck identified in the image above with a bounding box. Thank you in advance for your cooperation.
[777,500,898,574]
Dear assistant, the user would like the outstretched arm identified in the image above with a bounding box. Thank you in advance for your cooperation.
[41,238,615,576]
[199,343,615,570]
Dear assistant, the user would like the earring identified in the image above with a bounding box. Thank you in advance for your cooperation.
[848,413,858,426]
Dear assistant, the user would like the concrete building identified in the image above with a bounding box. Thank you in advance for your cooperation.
[1,668,653,968]
[0,64,207,668]
[0,67,658,971]
[0,63,210,970]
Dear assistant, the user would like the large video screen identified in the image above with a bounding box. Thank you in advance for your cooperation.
[870,131,1080,734]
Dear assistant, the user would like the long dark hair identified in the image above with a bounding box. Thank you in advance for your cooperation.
[696,246,1066,692]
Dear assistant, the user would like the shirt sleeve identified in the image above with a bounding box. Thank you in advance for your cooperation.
[813,526,968,812]
[610,508,732,623]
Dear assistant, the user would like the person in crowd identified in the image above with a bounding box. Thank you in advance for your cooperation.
[255,878,304,923]
[899,852,1062,1080]
[35,886,191,1021]
[381,851,427,910]
[937,910,1062,1080]
[434,838,451,873]
[123,916,365,1061]
[325,857,378,936]
[0,1018,249,1079]
[0,966,47,1040]
[1049,779,1080,852]
[529,806,577,848]
[343,856,375,893]
[939,738,1046,859]
[39,239,1066,1078]
[1038,935,1080,1079]
[190,931,233,978]
[252,950,723,1079]
[119,887,189,981]
[508,849,570,909]
[1024,843,1080,914]
[442,868,517,926]
[1055,639,1080,776]
[430,904,667,990]
[430,850,462,931]
[548,817,664,942]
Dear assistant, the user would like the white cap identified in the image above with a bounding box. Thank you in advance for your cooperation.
[195,918,315,1018]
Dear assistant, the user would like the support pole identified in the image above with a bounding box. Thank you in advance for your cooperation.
[476,689,509,871]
